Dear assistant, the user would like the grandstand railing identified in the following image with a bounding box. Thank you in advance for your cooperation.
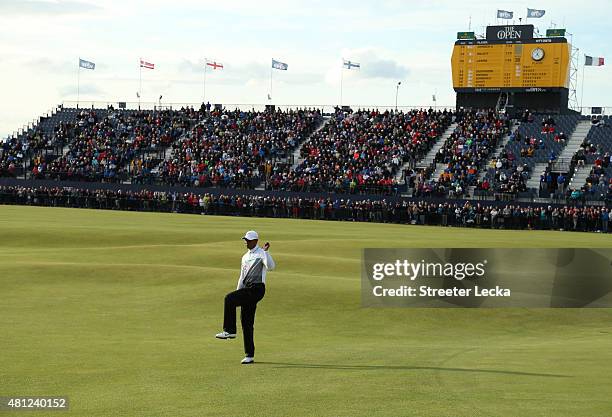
[549,157,573,173]
[59,100,456,114]
[58,102,612,116]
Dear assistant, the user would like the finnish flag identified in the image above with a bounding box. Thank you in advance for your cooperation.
[343,60,360,69]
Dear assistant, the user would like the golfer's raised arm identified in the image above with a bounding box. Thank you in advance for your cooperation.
[263,247,275,270]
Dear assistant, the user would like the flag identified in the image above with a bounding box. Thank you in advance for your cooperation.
[272,59,288,70]
[432,94,437,102]
[497,10,513,19]
[79,58,95,70]
[585,56,605,66]
[206,61,223,70]
[343,60,360,69]
[527,8,545,18]
[140,59,154,69]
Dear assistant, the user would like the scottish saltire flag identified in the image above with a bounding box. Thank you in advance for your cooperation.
[585,56,605,66]
[343,60,360,69]
[497,10,513,19]
[79,58,95,70]
[272,59,288,70]
[140,59,155,69]
[527,8,545,18]
[206,61,223,69]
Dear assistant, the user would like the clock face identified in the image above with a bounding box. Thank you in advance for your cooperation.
[531,48,545,61]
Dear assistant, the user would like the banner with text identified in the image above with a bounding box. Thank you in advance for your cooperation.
[362,248,612,308]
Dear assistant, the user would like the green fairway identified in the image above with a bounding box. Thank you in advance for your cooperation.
[1,205,612,417]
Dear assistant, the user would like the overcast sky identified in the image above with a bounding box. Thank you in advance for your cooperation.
[1,0,611,138]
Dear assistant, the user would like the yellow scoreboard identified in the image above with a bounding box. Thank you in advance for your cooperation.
[451,39,571,91]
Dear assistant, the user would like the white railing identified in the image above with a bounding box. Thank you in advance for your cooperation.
[56,101,612,116]
[59,100,456,114]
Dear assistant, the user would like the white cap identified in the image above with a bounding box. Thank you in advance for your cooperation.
[242,230,259,241]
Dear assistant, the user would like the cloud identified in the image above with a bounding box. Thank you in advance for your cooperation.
[325,49,410,85]
[0,0,101,16]
[361,57,409,80]
[176,59,321,87]
[179,59,205,74]
[59,83,103,96]
[27,58,73,73]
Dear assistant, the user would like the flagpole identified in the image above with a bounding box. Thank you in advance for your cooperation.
[139,59,142,110]
[580,56,586,113]
[77,58,80,109]
[340,61,344,107]
[203,58,208,104]
[270,59,273,104]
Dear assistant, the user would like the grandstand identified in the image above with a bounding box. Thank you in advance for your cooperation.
[2,103,611,207]
[1,22,611,232]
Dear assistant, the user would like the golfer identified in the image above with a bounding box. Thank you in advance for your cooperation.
[216,230,275,364]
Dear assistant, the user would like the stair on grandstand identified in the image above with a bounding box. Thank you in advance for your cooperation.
[525,162,551,189]
[410,122,457,183]
[150,144,176,174]
[397,122,458,185]
[558,120,592,160]
[253,116,330,191]
[568,164,592,189]
[477,122,519,182]
[430,163,449,183]
[290,116,330,169]
[496,92,509,112]
[529,120,591,190]
[52,108,105,157]
[489,114,582,193]
[252,115,329,191]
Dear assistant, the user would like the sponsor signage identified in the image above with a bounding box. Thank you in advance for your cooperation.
[486,25,534,41]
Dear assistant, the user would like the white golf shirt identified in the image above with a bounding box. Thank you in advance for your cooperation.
[237,246,276,290]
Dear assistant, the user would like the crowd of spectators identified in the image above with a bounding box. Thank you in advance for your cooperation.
[582,151,612,199]
[156,108,322,189]
[5,106,612,210]
[480,114,572,198]
[266,108,453,194]
[0,185,609,233]
[31,108,196,182]
[416,109,510,198]
[0,136,26,177]
[481,127,532,195]
[1,124,65,178]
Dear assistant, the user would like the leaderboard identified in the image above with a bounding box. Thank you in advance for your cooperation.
[451,25,571,92]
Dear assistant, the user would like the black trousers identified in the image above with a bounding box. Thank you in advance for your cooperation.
[223,284,265,357]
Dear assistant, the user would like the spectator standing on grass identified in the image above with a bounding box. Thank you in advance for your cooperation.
[490,207,499,228]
